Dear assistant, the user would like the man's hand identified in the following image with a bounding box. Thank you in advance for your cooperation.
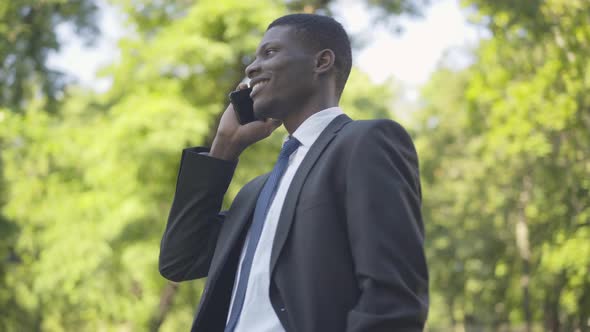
[210,83,282,161]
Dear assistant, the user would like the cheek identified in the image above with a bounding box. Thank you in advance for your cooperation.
[272,55,312,79]
[276,66,313,92]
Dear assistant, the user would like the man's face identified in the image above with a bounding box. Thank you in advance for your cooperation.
[246,25,316,120]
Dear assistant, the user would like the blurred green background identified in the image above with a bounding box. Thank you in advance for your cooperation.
[0,0,588,331]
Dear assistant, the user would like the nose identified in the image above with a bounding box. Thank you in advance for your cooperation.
[245,58,261,79]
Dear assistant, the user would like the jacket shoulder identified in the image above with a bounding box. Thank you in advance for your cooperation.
[337,118,415,147]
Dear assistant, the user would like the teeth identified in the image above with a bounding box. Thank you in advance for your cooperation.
[251,80,268,96]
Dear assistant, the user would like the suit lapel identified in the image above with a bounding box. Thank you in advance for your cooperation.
[207,173,269,280]
[270,114,352,275]
[193,175,268,331]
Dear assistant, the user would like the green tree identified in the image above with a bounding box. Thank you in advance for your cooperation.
[0,0,99,113]
[414,0,590,330]
[0,0,398,330]
[1,4,99,324]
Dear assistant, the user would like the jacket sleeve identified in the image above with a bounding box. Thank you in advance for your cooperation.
[345,120,429,332]
[159,147,237,282]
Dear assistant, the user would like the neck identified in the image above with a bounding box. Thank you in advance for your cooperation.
[282,93,338,134]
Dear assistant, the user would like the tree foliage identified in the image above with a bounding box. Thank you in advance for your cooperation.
[415,0,590,329]
[0,0,396,330]
[1,0,589,330]
[0,0,99,113]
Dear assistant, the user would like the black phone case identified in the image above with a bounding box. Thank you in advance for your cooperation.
[229,88,257,125]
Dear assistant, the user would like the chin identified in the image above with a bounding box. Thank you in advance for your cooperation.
[253,99,279,120]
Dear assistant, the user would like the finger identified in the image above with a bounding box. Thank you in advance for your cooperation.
[267,118,282,129]
[237,82,249,90]
[263,118,282,135]
[242,118,281,137]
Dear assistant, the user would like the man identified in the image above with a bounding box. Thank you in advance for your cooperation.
[159,13,428,332]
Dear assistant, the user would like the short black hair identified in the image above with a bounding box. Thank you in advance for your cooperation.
[268,13,352,97]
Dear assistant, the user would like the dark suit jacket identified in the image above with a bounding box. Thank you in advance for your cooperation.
[159,114,429,332]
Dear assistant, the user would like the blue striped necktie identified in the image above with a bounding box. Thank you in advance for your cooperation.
[225,136,301,332]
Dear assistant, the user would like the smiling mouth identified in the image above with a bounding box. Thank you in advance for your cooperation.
[250,80,269,98]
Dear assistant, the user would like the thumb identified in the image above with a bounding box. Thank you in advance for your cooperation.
[267,118,282,129]
[264,118,283,135]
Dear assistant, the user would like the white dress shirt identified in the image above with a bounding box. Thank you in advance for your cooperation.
[227,107,344,332]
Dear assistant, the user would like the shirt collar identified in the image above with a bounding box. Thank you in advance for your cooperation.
[290,107,344,148]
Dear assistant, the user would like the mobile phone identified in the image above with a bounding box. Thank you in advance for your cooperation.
[229,87,257,125]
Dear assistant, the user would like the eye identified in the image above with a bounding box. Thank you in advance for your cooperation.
[264,48,277,56]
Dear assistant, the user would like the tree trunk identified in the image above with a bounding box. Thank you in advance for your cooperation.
[516,175,532,332]
[544,271,567,332]
[544,291,560,332]
[449,297,457,330]
[578,280,590,332]
[149,282,179,332]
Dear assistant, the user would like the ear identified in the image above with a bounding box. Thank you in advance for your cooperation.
[314,49,335,74]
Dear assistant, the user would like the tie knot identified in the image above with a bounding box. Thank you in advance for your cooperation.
[279,136,300,160]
